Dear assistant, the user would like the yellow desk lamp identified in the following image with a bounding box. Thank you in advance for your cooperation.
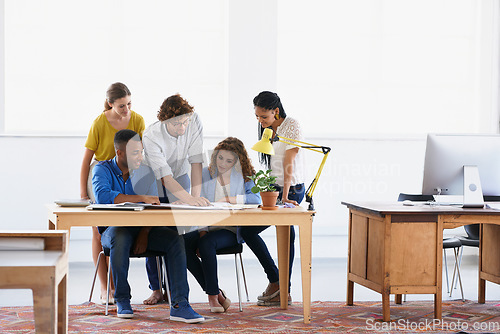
[252,128,331,211]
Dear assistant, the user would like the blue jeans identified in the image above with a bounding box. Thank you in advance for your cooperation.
[147,174,191,291]
[239,183,305,291]
[183,229,238,295]
[101,226,190,306]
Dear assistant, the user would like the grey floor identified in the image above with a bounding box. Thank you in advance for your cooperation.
[1,234,499,307]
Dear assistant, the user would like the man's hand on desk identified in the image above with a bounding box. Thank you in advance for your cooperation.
[140,196,160,205]
[174,196,211,207]
[114,194,160,205]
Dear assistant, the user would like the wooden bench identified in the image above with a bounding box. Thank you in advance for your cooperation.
[0,230,69,333]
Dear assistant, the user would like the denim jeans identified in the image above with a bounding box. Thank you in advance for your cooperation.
[101,226,190,306]
[146,174,191,291]
[239,183,305,291]
[183,229,238,295]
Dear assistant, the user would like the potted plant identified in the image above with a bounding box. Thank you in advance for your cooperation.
[249,169,279,210]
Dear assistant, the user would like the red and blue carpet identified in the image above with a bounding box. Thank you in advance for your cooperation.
[1,300,500,333]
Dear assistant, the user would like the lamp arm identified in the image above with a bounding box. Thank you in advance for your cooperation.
[305,151,330,210]
[274,134,331,211]
[275,135,330,155]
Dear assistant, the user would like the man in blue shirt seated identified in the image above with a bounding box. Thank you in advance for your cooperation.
[92,129,204,323]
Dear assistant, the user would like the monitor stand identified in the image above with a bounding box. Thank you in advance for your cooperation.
[463,165,485,208]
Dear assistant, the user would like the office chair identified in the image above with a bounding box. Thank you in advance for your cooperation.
[449,224,479,294]
[450,196,500,293]
[89,248,170,316]
[397,193,464,301]
[442,237,464,300]
[216,243,249,312]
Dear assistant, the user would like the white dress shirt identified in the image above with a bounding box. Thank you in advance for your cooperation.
[142,112,204,180]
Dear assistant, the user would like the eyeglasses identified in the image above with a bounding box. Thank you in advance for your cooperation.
[169,117,191,127]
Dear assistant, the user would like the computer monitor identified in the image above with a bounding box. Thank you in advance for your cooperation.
[422,134,500,201]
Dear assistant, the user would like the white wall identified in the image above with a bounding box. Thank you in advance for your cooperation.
[0,135,426,235]
[0,0,477,261]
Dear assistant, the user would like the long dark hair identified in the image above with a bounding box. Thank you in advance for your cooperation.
[253,91,287,169]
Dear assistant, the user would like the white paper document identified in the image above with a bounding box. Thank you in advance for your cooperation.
[86,202,254,210]
[87,203,145,211]
[147,202,246,210]
[486,203,500,210]
[432,195,464,205]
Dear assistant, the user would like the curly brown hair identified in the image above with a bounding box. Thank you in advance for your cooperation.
[208,137,256,182]
[157,94,194,121]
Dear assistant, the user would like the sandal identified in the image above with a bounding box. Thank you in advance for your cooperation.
[100,296,115,305]
[219,289,231,312]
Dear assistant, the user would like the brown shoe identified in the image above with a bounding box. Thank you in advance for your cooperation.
[257,292,292,306]
[257,282,280,301]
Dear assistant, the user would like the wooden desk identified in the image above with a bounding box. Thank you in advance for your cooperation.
[47,205,315,324]
[342,201,500,322]
[0,230,69,333]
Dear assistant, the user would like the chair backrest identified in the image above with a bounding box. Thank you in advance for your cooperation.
[484,195,500,201]
[464,224,479,240]
[397,193,434,202]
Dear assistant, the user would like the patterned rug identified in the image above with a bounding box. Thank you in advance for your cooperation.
[1,300,500,333]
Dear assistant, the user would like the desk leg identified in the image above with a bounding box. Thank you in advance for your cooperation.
[347,280,354,306]
[346,210,354,306]
[478,224,486,303]
[49,219,55,230]
[58,274,68,334]
[276,226,290,310]
[478,278,486,303]
[299,222,312,324]
[395,294,402,304]
[33,283,57,333]
[382,292,390,322]
[434,293,442,319]
[435,217,443,319]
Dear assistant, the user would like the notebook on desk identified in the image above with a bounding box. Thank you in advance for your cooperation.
[144,202,245,210]
[87,203,145,211]
[54,199,91,207]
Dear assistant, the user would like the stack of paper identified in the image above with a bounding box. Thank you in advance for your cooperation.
[87,203,145,211]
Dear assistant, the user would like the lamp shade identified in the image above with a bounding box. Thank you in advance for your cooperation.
[251,128,275,155]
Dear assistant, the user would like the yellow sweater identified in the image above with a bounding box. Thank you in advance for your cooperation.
[84,110,145,161]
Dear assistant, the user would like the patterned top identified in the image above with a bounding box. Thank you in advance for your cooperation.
[270,116,305,186]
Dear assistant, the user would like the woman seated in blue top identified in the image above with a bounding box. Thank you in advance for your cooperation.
[183,137,261,313]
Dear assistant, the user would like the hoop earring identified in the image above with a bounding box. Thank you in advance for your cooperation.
[275,114,280,120]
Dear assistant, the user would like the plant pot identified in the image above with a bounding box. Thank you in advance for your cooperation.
[260,191,279,210]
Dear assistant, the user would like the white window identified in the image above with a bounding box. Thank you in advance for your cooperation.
[277,0,499,136]
[4,0,228,135]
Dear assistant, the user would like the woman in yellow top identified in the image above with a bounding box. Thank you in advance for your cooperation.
[80,82,145,304]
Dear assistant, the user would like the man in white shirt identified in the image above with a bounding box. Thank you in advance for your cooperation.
[143,94,210,206]
[141,94,210,305]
